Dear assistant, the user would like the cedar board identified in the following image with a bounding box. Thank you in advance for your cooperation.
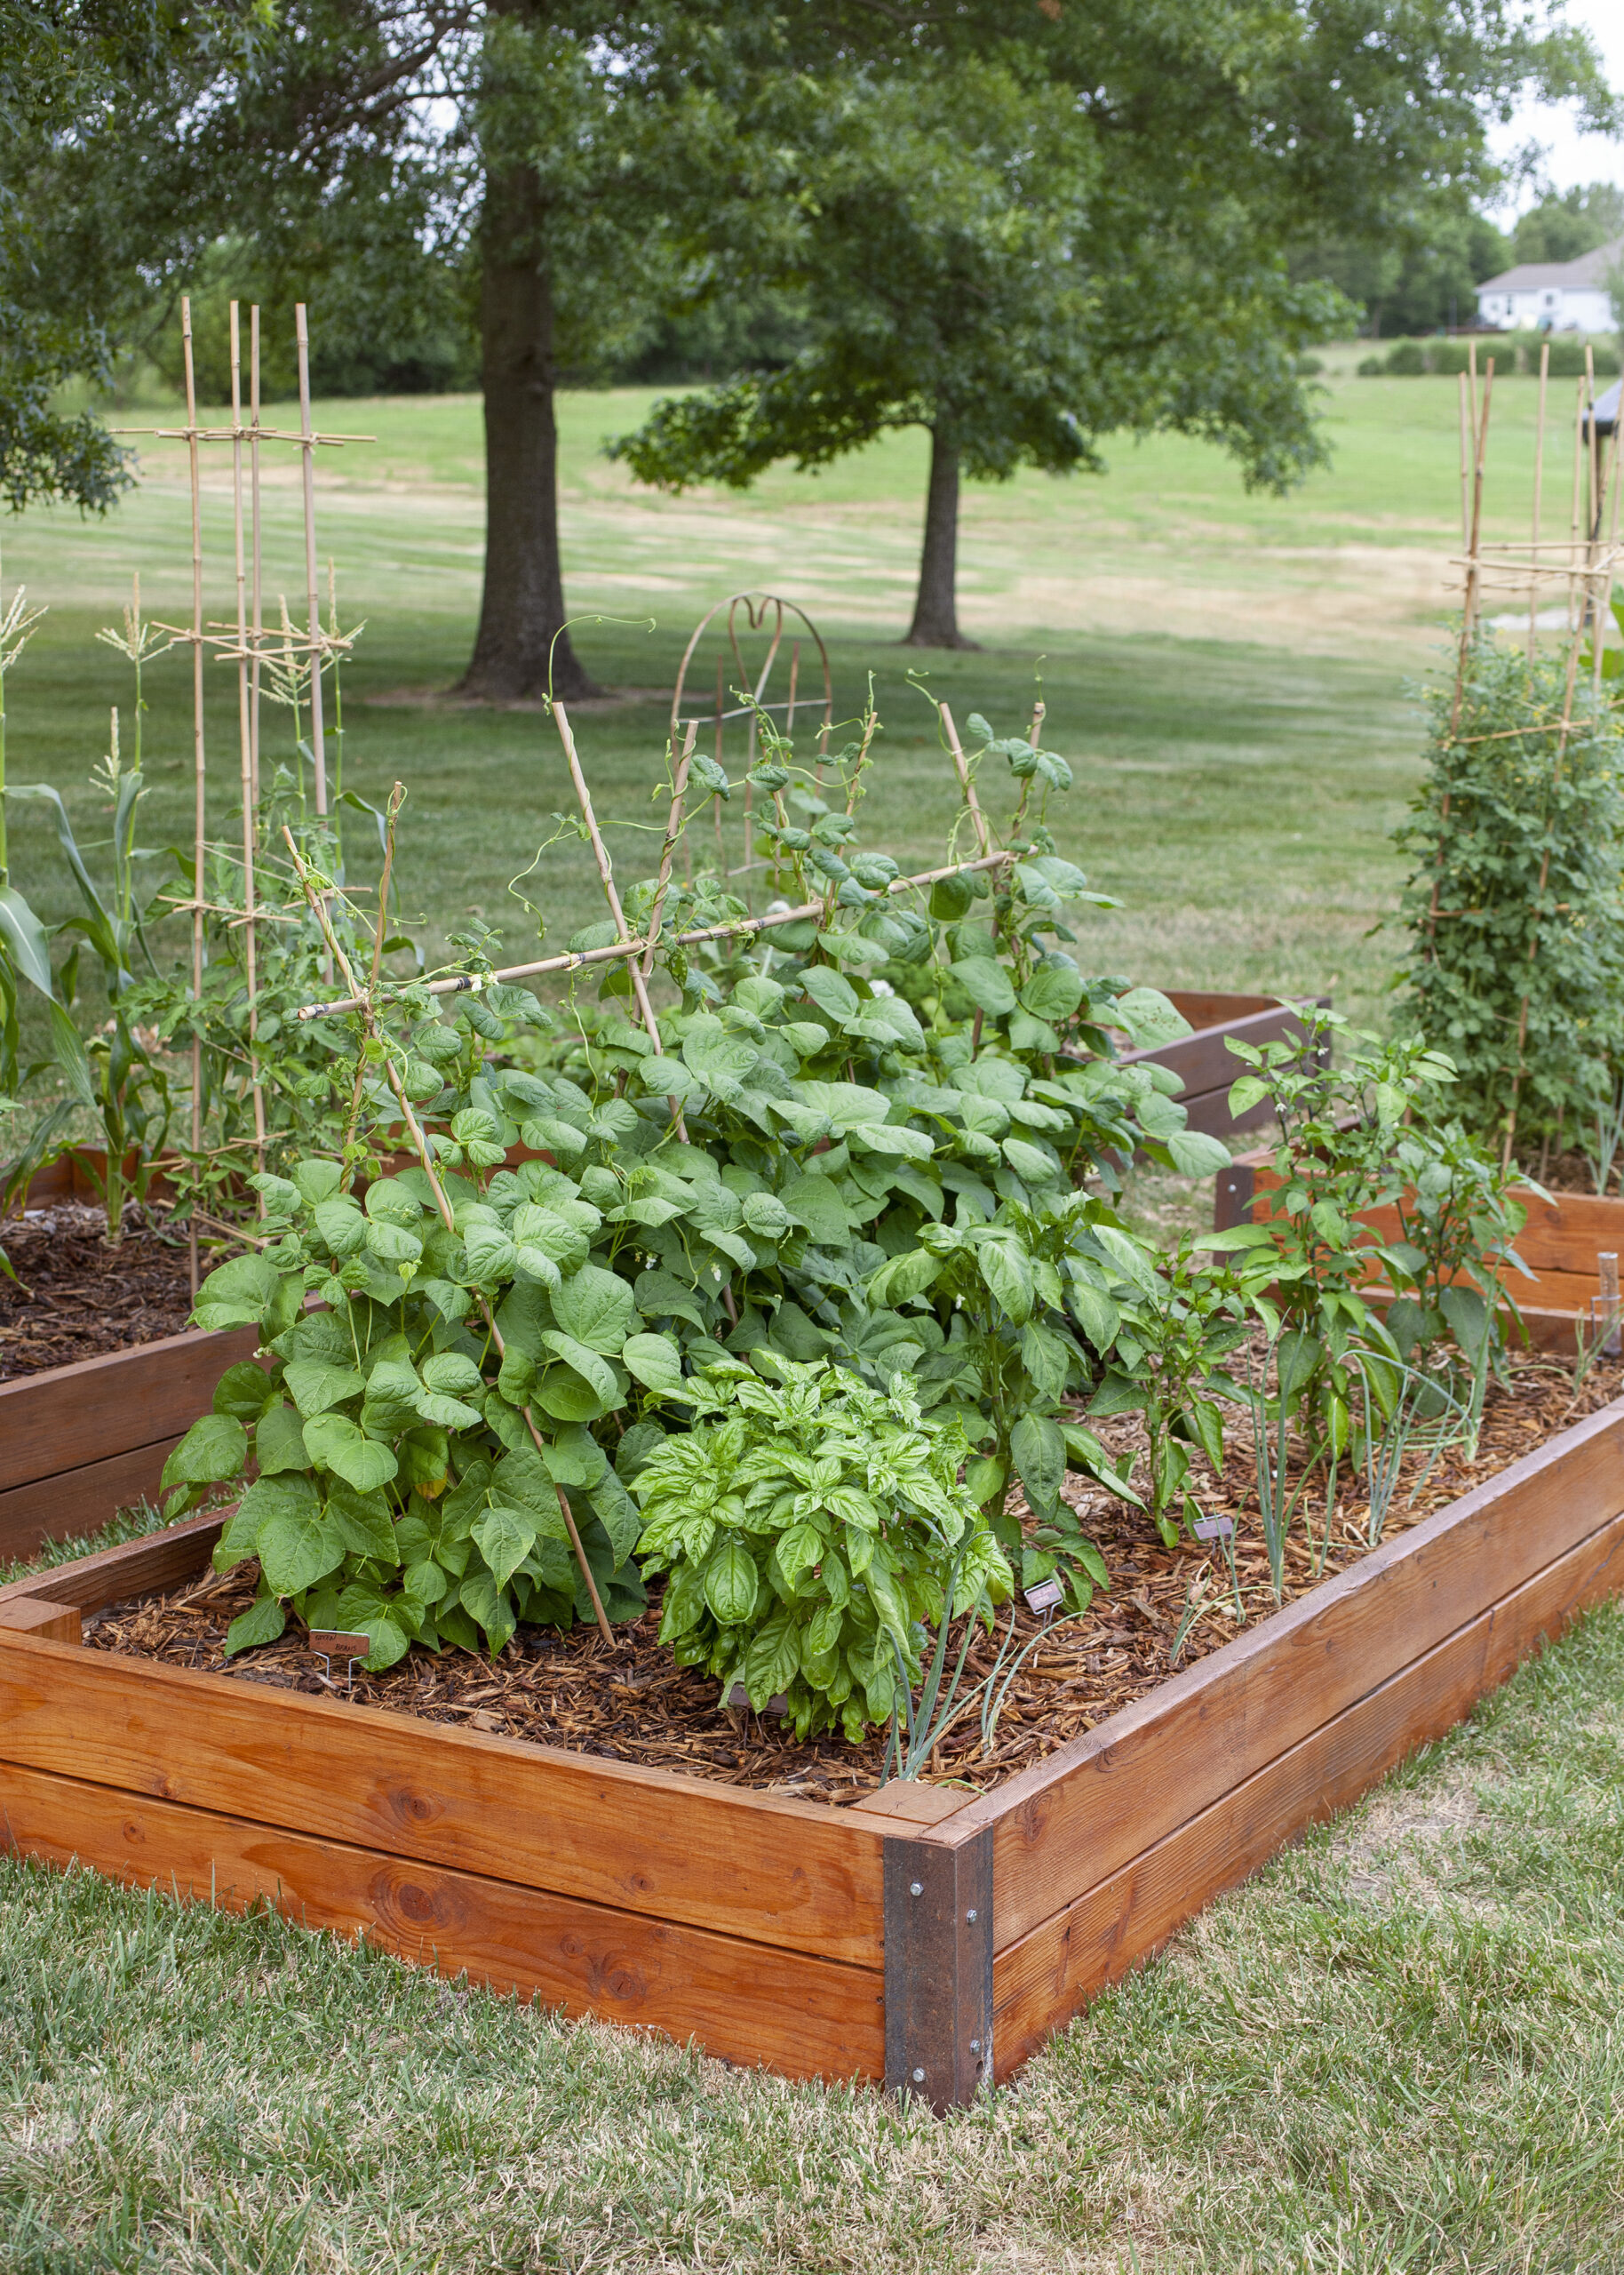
[2,1396,1622,2101]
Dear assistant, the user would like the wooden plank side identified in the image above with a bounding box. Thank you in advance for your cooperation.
[0,1760,883,2082]
[0,1600,82,1643]
[1122,1004,1308,1099]
[0,1513,225,1613]
[1163,992,1276,1032]
[990,1504,1624,2079]
[0,1437,188,1563]
[1242,1167,1624,1287]
[946,1399,1624,1952]
[0,1633,886,1963]
[0,1324,262,1495]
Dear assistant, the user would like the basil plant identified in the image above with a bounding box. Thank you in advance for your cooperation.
[629,1358,1012,1742]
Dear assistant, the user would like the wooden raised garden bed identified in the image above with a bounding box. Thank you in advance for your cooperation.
[2,1156,260,1561]
[1125,992,1325,1140]
[1215,1141,1624,1352]
[4,1397,1622,2107]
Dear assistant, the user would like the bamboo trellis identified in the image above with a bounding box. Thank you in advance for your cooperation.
[114,296,372,1277]
[1431,339,1624,1172]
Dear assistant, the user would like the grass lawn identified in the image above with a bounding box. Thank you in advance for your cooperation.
[5,362,1622,2271]
[0,363,1572,1043]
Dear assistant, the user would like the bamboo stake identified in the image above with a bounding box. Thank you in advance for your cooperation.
[1502,552,1596,1170]
[939,703,991,856]
[1591,409,1623,699]
[1528,339,1549,661]
[641,722,697,978]
[1458,371,1474,554]
[1430,362,1495,958]
[249,305,263,807]
[182,297,206,1300]
[282,824,617,1648]
[228,302,267,1185]
[1566,377,1586,636]
[551,700,689,1140]
[712,656,726,877]
[294,847,1017,1021]
[728,599,785,915]
[295,304,328,814]
[338,783,402,1169]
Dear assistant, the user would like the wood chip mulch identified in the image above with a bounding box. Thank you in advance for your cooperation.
[87,1343,1624,1808]
[0,1206,200,1379]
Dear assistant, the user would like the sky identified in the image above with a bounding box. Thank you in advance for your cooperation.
[1487,0,1624,217]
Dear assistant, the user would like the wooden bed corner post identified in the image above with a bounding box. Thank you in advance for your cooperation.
[1213,1160,1256,1233]
[882,1821,993,2113]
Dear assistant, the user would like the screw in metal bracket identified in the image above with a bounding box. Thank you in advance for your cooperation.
[966,1908,977,1922]
[912,2067,926,2083]
[969,2039,982,2055]
[910,1880,923,1896]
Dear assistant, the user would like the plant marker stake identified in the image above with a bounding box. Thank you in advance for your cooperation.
[281,825,617,1648]
[294,305,328,815]
[1023,1577,1063,1614]
[1193,1515,1234,1542]
[938,703,991,857]
[308,1629,370,1694]
[181,296,206,1300]
[551,700,687,1141]
[1599,1253,1621,1358]
[228,301,267,1185]
[291,848,1016,1021]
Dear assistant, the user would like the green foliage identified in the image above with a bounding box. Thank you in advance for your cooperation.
[0,0,272,508]
[163,1149,652,1668]
[631,1359,1009,1743]
[1087,1233,1276,1549]
[1223,1003,1529,1439]
[1393,635,1624,1162]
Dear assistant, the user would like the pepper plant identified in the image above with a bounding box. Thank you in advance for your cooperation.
[1225,1002,1528,1453]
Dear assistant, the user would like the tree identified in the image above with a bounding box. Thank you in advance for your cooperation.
[4,1,1616,682]
[611,4,1616,648]
[1511,180,1624,266]
[0,0,272,512]
[1301,209,1511,339]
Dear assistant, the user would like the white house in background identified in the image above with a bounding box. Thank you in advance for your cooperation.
[1476,239,1621,332]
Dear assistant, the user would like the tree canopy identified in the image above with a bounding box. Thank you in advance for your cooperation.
[613,0,1617,643]
[2,0,1617,673]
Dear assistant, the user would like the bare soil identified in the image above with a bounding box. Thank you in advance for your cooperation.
[85,1346,1624,1806]
[0,1206,199,1380]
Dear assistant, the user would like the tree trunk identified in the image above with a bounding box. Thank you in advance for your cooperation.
[457,159,601,703]
[904,427,978,650]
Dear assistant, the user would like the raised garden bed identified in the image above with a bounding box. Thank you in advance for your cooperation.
[4,1379,1622,2106]
[0,1157,258,1562]
[1215,1141,1624,1351]
[1125,992,1325,1140]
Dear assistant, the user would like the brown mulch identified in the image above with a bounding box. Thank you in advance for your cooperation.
[86,1345,1624,1807]
[0,1206,201,1379]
